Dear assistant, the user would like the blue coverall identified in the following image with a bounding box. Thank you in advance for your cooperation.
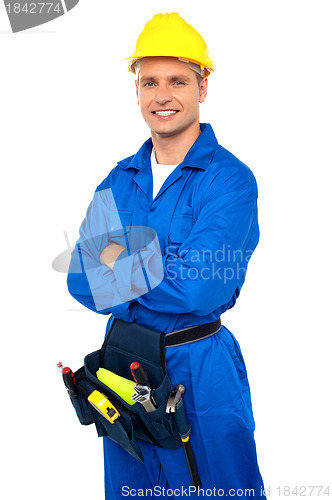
[67,123,265,498]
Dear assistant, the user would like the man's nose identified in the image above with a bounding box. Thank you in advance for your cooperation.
[155,84,172,104]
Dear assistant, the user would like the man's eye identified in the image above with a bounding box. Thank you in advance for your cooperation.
[173,81,185,86]
[143,82,155,87]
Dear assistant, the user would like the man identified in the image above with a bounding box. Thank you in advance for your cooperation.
[67,12,265,499]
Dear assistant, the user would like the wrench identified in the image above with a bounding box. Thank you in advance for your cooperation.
[131,384,156,412]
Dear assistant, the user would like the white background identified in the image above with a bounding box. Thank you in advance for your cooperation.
[1,0,331,498]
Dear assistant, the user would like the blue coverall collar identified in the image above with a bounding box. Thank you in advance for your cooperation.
[118,123,218,171]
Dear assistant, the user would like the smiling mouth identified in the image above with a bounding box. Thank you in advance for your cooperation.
[152,110,179,117]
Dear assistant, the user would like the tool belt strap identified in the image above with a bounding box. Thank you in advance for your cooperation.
[165,318,221,348]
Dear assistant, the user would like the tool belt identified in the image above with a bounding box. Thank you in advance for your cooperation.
[62,317,221,488]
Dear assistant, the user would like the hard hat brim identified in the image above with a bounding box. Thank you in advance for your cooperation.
[125,55,214,78]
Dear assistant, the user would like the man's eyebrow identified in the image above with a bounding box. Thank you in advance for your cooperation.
[140,75,192,84]
[168,75,191,82]
[140,76,157,84]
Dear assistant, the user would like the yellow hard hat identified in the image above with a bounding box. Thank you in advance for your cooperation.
[126,13,214,78]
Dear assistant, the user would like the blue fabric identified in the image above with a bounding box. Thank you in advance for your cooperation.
[67,123,265,497]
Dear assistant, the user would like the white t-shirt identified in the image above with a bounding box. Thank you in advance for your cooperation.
[151,148,179,199]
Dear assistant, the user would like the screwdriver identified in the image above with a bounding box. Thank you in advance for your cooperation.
[62,366,78,399]
[130,362,150,386]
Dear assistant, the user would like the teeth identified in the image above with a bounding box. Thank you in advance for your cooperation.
[155,111,177,116]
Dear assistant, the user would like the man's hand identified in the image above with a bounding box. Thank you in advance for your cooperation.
[99,242,126,270]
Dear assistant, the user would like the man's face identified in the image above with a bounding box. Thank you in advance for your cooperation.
[135,57,208,139]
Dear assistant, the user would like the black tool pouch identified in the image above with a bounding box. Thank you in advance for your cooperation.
[64,318,190,464]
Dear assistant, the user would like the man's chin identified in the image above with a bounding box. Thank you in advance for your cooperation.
[149,123,187,139]
[152,129,179,138]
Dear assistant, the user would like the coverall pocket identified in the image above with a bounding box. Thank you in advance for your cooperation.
[225,330,256,431]
[227,331,249,381]
[168,215,193,244]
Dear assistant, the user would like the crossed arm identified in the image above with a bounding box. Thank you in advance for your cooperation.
[99,243,126,270]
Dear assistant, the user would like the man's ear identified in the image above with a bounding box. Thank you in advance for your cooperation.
[135,79,140,105]
[199,78,208,104]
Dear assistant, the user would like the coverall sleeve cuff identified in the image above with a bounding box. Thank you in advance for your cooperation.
[112,250,148,303]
